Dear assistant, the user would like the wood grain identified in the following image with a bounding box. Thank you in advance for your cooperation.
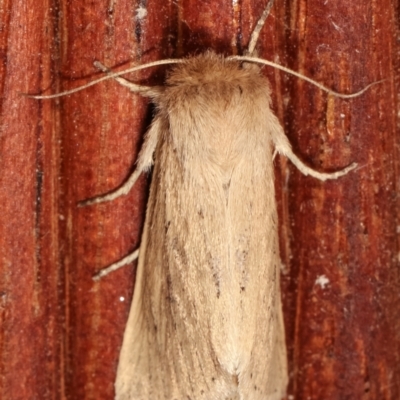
[0,0,399,399]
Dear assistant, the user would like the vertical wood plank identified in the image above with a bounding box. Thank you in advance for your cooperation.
[277,0,400,399]
[1,0,399,399]
[0,0,62,399]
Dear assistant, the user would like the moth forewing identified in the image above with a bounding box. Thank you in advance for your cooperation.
[116,54,288,399]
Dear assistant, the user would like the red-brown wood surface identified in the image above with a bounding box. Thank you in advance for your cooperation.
[0,0,399,399]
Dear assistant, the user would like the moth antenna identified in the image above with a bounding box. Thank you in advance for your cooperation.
[230,55,384,98]
[247,0,275,55]
[23,58,184,99]
[93,249,140,281]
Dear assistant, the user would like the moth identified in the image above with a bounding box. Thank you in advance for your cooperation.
[30,0,376,398]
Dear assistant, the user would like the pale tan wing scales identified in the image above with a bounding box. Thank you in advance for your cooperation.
[116,116,241,399]
[115,53,287,400]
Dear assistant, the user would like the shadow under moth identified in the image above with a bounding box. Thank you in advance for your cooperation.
[30,0,378,398]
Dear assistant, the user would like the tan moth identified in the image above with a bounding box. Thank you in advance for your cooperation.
[29,0,378,398]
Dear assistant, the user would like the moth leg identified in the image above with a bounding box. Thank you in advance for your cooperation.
[79,116,162,206]
[79,167,143,207]
[94,61,161,96]
[270,114,357,181]
[281,146,357,181]
[93,249,139,281]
